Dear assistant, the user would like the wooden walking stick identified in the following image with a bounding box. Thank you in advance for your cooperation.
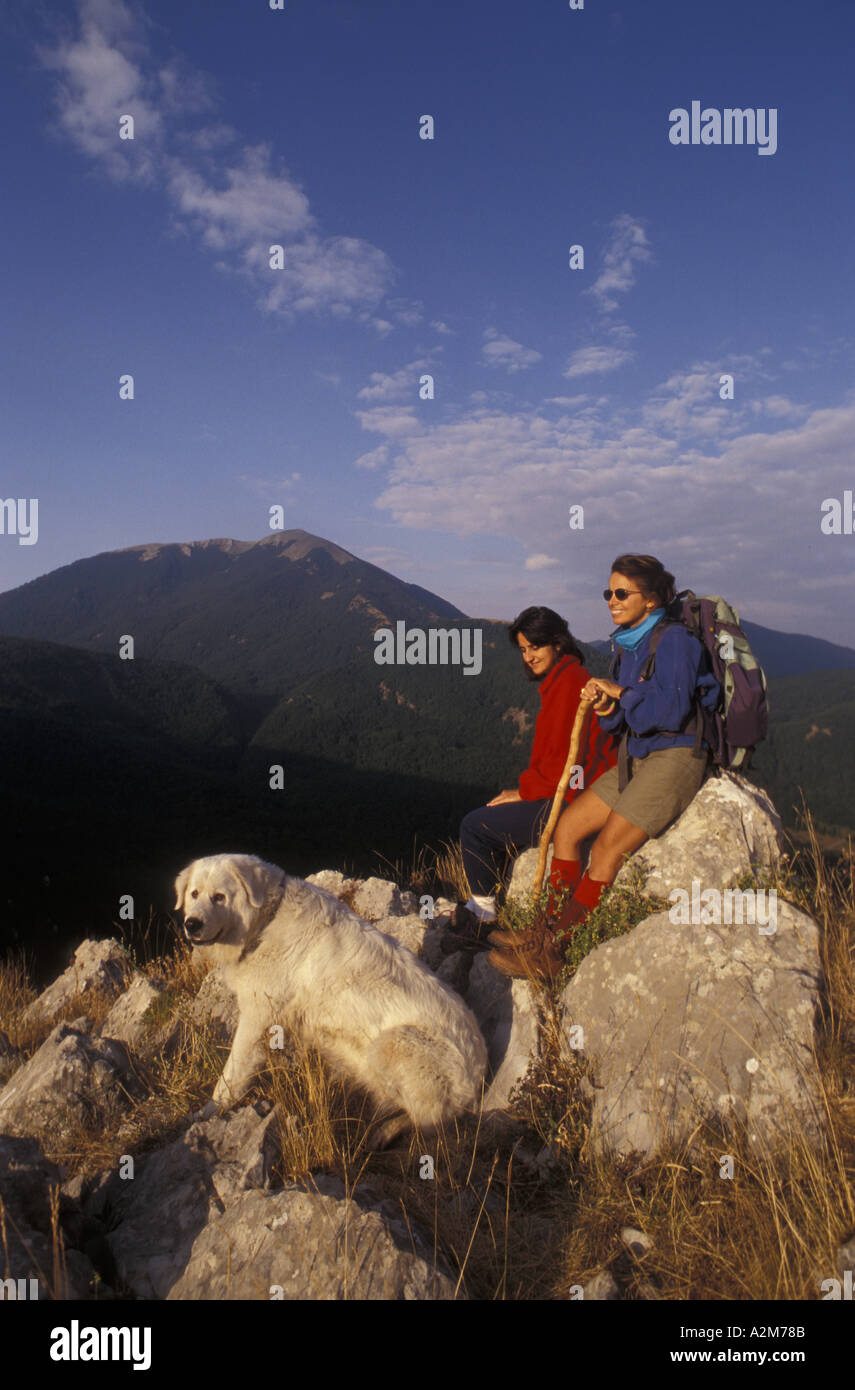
[531,696,594,900]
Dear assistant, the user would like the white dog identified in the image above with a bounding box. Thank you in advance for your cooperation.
[174,854,488,1148]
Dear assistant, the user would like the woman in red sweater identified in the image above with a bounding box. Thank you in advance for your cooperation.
[438,606,617,952]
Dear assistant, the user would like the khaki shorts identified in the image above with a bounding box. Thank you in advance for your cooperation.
[588,745,709,838]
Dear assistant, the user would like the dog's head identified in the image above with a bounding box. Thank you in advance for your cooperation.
[174,854,287,947]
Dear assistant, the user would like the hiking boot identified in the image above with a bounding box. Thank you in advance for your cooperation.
[438,904,496,954]
[487,927,566,981]
[486,905,550,949]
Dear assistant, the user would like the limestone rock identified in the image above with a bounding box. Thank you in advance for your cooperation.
[559,900,824,1159]
[466,953,541,1111]
[305,870,354,898]
[506,846,554,904]
[104,1103,281,1299]
[0,1019,137,1144]
[167,1174,458,1300]
[189,966,240,1044]
[614,770,783,898]
[101,973,175,1051]
[350,878,418,921]
[373,913,429,957]
[23,938,134,1026]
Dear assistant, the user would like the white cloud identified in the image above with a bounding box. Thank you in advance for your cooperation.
[165,146,312,248]
[40,8,164,180]
[563,346,633,378]
[353,376,855,640]
[39,0,395,317]
[481,327,542,373]
[431,320,455,336]
[357,360,431,403]
[386,298,423,327]
[587,212,652,313]
[354,445,390,471]
[750,395,807,420]
[525,554,560,570]
[642,357,773,436]
[355,406,420,438]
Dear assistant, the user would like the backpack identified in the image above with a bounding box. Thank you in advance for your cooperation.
[613,591,769,771]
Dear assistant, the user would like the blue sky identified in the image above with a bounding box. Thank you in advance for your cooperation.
[1,0,853,644]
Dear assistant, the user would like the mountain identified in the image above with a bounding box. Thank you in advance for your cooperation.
[588,619,855,680]
[740,621,855,678]
[0,532,468,712]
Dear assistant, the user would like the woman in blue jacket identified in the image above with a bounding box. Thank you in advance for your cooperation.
[488,553,719,979]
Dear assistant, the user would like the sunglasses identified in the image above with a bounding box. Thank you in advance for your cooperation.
[603,588,643,601]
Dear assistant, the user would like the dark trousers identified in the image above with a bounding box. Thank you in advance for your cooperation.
[460,797,554,899]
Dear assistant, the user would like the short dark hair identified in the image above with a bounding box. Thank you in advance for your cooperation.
[610,554,676,608]
[508,606,584,665]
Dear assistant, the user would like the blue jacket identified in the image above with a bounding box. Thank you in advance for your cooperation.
[597,620,720,760]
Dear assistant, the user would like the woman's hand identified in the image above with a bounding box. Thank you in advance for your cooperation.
[582,678,624,712]
[487,789,523,806]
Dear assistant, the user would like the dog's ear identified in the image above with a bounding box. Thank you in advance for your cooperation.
[228,856,285,909]
[174,864,192,911]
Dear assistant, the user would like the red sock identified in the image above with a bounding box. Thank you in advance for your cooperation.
[547,857,582,912]
[553,872,610,932]
[572,872,610,911]
[549,857,583,892]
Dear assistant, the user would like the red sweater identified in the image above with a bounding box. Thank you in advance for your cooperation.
[518,654,618,802]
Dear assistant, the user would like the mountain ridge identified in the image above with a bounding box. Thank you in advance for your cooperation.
[4,530,853,682]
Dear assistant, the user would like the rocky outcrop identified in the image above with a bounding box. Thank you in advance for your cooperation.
[102,1103,283,1299]
[0,1018,138,1145]
[100,972,178,1052]
[349,878,418,921]
[188,966,239,1044]
[373,914,431,958]
[96,1103,456,1300]
[167,1174,458,1300]
[22,938,134,1026]
[613,771,783,898]
[559,900,824,1159]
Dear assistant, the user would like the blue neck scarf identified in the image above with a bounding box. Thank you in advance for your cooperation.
[613,607,665,652]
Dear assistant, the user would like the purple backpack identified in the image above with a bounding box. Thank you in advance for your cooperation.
[641,591,769,769]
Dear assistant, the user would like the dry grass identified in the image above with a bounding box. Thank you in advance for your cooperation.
[1,806,853,1299]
